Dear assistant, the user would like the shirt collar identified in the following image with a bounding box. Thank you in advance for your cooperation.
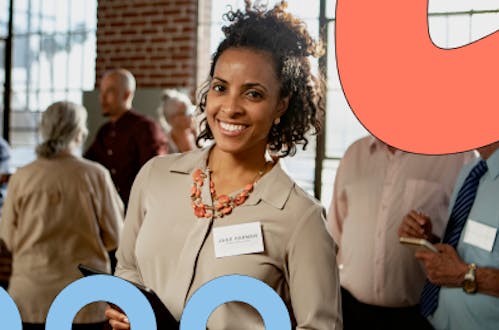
[168,146,294,209]
[368,136,390,155]
[244,159,294,209]
[484,147,499,180]
[169,146,210,174]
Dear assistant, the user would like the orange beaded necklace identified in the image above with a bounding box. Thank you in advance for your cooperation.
[190,164,268,219]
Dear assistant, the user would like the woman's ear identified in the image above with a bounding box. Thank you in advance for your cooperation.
[276,95,290,118]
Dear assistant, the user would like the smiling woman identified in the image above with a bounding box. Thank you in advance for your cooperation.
[106,1,342,329]
[205,48,288,161]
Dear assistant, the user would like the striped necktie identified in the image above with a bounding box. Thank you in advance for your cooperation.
[420,159,488,317]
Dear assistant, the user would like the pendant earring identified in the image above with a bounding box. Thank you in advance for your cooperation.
[274,117,280,125]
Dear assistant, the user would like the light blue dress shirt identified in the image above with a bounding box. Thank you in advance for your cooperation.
[430,148,499,330]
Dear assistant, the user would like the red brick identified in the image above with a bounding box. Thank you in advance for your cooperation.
[96,0,198,89]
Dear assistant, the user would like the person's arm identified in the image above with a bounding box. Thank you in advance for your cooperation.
[108,158,157,330]
[96,168,124,251]
[475,267,499,297]
[114,157,154,282]
[137,121,168,166]
[287,205,342,330]
[0,173,19,250]
[416,244,499,297]
[327,158,347,244]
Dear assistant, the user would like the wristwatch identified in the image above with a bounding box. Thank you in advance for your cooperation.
[462,263,478,294]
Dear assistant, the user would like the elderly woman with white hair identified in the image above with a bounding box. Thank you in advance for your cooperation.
[0,101,124,330]
[158,89,197,153]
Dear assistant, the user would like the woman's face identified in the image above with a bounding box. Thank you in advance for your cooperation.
[206,48,288,157]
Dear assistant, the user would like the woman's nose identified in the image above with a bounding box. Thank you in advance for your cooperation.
[220,96,243,116]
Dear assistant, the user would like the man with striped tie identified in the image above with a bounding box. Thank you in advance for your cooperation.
[398,141,499,330]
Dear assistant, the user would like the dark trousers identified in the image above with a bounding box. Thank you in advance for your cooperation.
[108,249,117,274]
[341,287,434,330]
[23,322,110,330]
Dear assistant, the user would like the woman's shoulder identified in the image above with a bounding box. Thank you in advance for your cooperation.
[287,183,324,221]
[146,148,207,174]
[270,162,324,218]
[66,156,113,177]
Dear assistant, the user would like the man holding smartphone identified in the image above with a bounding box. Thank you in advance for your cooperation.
[399,141,499,330]
[328,135,473,330]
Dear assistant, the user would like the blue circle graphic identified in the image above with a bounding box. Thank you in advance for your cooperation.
[0,287,22,330]
[45,274,156,330]
[180,275,291,329]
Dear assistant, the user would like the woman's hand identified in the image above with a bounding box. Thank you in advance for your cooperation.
[105,305,130,330]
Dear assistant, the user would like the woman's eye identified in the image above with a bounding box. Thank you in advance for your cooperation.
[247,90,263,99]
[211,84,225,92]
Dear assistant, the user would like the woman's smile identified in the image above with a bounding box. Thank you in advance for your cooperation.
[217,120,248,136]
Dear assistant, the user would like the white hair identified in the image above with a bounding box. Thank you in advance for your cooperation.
[157,89,194,130]
[36,101,88,158]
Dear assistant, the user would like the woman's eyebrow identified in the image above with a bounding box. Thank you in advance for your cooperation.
[242,82,268,93]
[212,77,269,93]
[212,76,227,83]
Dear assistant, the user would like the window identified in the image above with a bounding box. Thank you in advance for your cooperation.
[1,0,97,168]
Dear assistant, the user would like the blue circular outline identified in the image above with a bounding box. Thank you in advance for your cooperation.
[180,274,291,329]
[45,275,156,330]
[0,287,22,330]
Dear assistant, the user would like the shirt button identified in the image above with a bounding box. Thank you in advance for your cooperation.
[111,168,117,175]
[107,149,113,156]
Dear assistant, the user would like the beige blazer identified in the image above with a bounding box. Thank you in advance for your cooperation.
[116,147,342,329]
[0,154,124,323]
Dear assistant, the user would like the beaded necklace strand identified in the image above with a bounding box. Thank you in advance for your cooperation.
[190,163,268,219]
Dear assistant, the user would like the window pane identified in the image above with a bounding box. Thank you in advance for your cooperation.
[209,0,320,53]
[81,33,96,90]
[320,158,340,210]
[428,0,499,13]
[13,0,28,34]
[325,90,366,158]
[429,2,499,48]
[471,12,499,40]
[0,0,8,36]
[326,0,336,19]
[8,0,97,164]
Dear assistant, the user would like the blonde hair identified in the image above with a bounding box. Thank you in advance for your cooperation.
[36,101,88,158]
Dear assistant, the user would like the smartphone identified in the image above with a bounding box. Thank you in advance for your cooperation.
[399,237,439,253]
[78,264,179,329]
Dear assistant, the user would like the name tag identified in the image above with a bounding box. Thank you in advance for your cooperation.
[213,222,264,258]
[463,219,497,252]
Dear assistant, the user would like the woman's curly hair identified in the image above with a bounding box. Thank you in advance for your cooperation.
[196,0,325,157]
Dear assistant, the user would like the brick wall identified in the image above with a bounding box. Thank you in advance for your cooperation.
[96,0,198,92]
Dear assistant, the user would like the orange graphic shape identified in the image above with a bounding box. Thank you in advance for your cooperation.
[335,0,499,154]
